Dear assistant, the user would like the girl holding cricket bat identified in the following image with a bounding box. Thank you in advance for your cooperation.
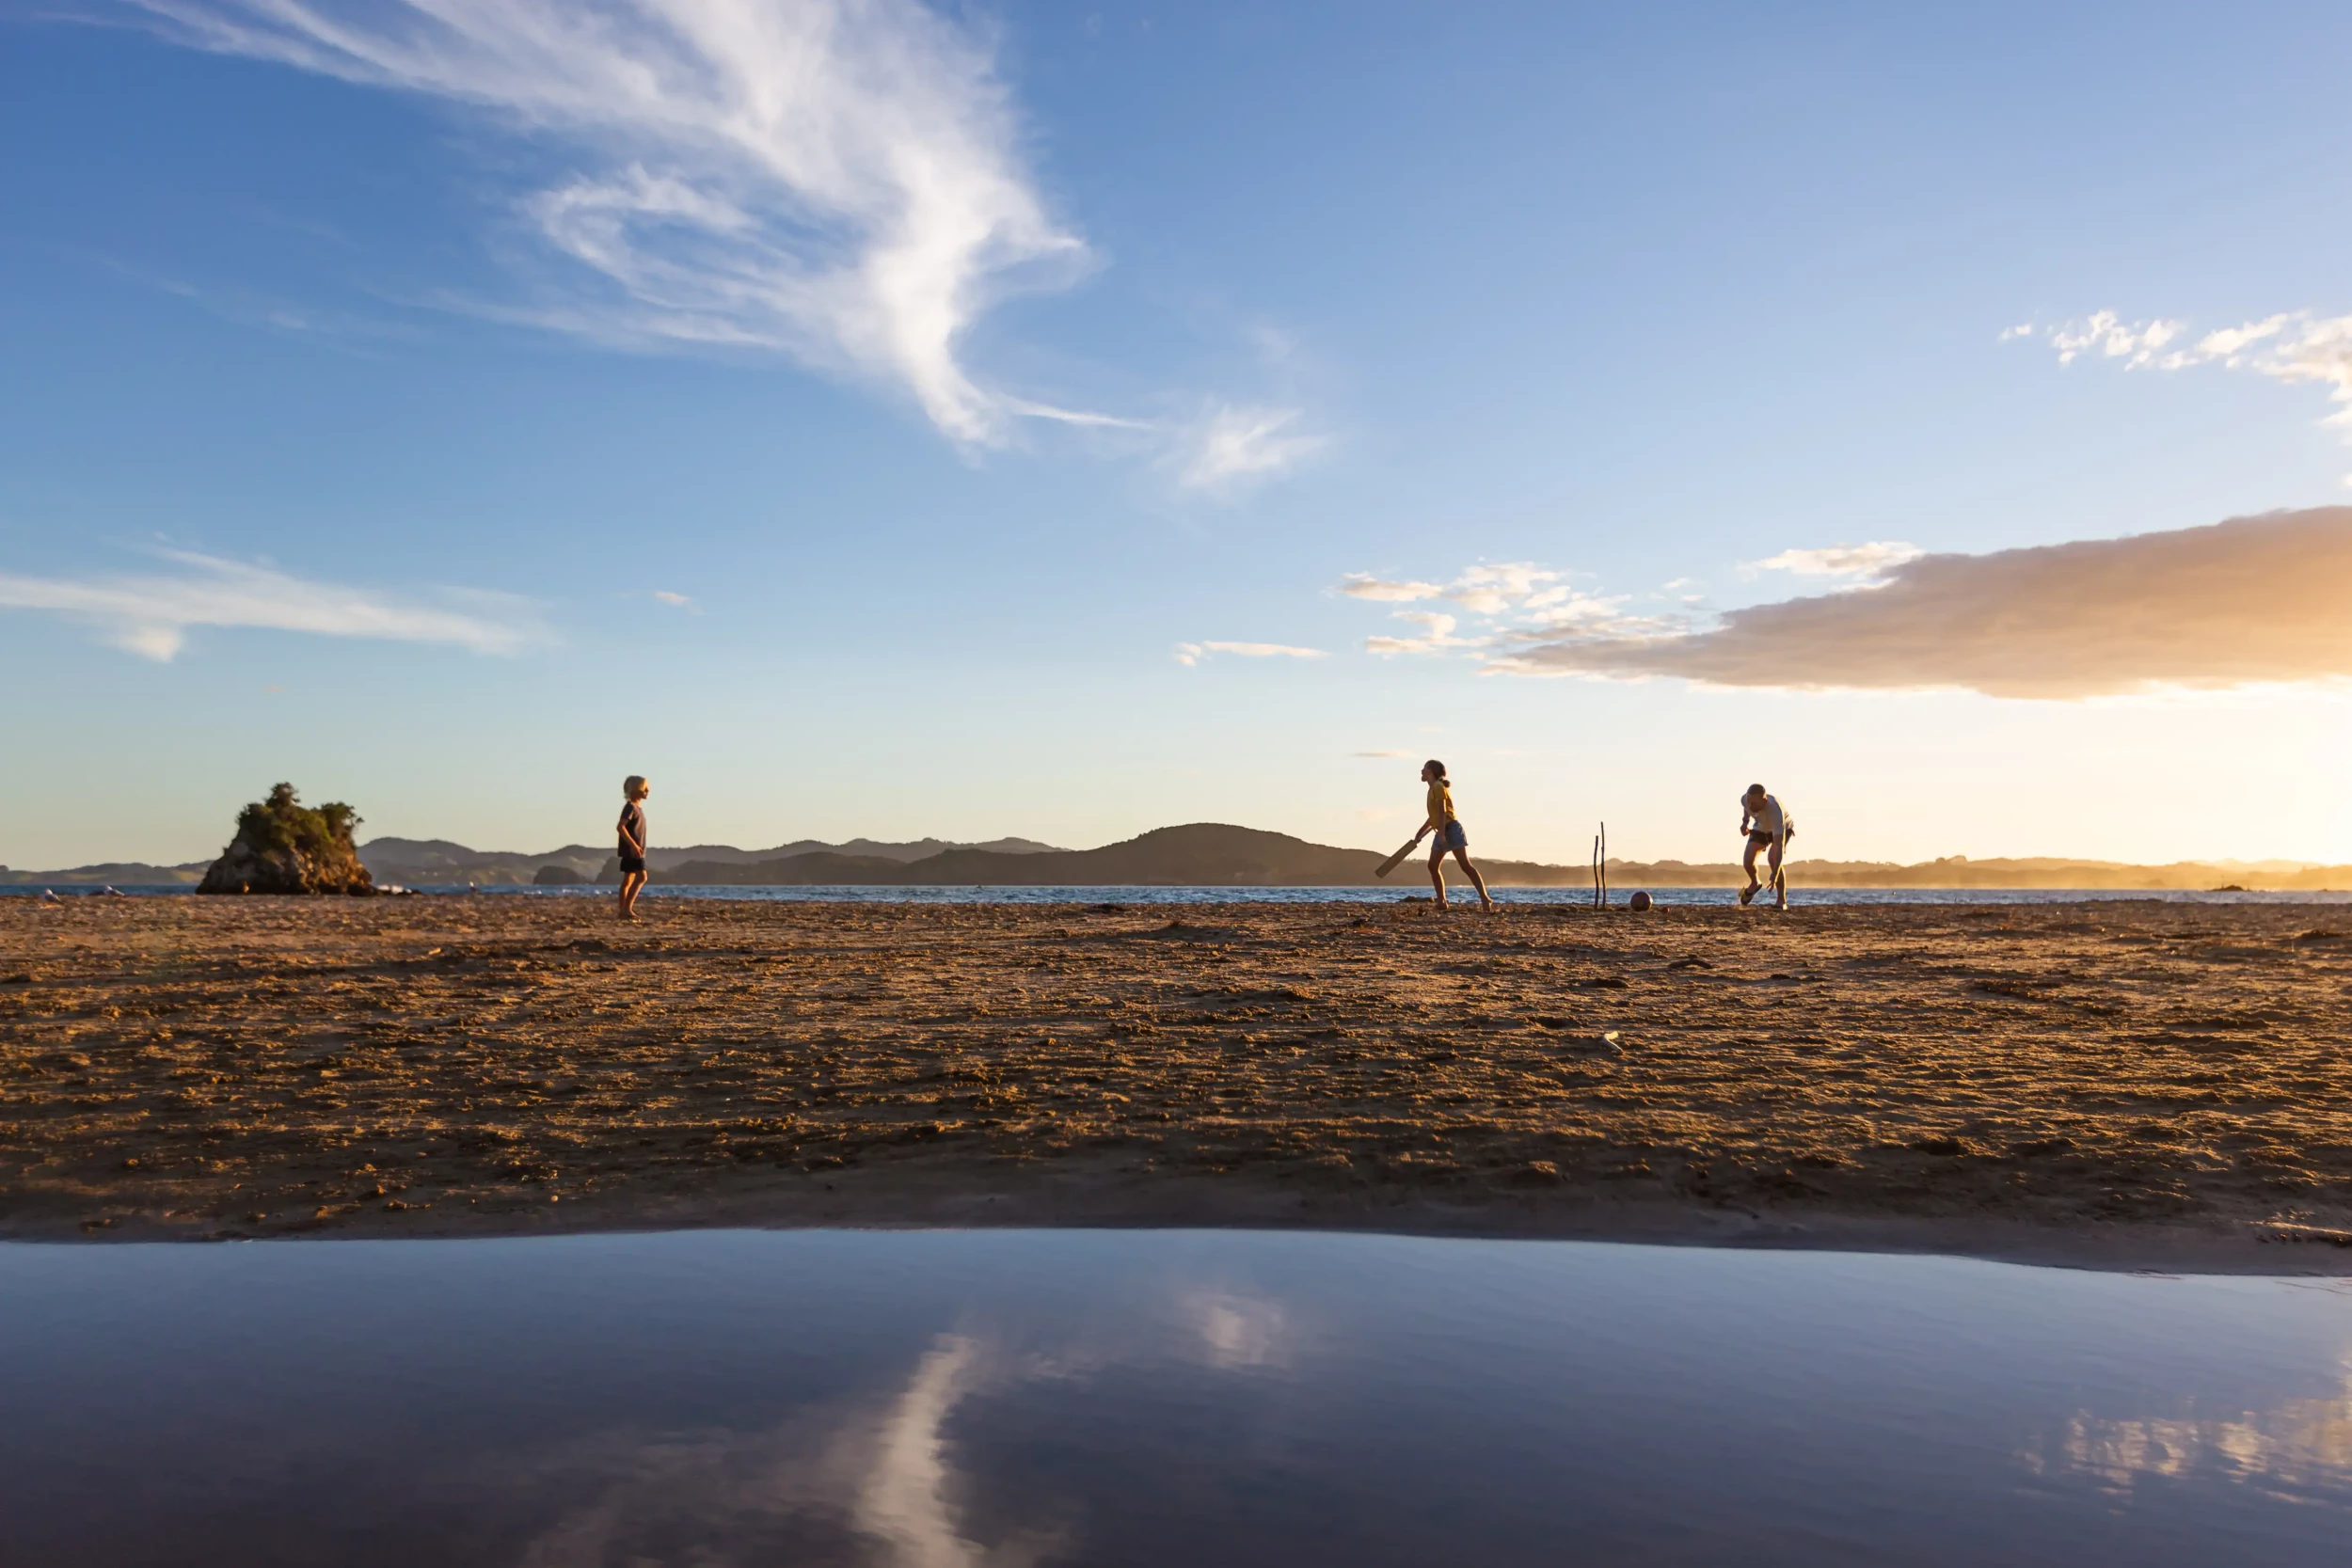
[1420,759,1497,911]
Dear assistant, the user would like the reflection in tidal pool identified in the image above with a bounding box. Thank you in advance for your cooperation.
[2021,1356,2352,1496]
[4,1230,2350,1566]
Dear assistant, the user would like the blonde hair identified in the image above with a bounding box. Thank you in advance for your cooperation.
[623,775,649,799]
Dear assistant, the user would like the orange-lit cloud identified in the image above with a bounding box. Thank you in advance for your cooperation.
[1490,508,2352,698]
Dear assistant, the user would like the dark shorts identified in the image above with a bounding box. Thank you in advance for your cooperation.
[618,854,646,876]
[1438,821,1469,852]
[1747,826,1794,847]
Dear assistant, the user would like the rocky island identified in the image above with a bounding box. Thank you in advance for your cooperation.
[196,784,374,896]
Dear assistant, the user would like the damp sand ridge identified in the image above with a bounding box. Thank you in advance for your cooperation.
[5,896,2350,1269]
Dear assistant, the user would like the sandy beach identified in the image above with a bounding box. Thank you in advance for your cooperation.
[5,895,2350,1269]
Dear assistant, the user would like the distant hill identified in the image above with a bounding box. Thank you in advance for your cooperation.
[0,860,208,887]
[1743,855,2352,891]
[6,829,2344,891]
[1569,855,2348,892]
[666,824,1410,887]
[347,833,1063,888]
[352,838,596,887]
[660,827,2352,891]
[657,836,1060,865]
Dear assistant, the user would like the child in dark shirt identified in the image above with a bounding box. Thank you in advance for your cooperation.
[616,775,650,921]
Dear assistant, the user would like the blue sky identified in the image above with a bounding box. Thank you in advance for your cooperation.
[5,1,2350,870]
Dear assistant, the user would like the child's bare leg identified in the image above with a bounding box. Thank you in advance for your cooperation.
[1427,848,1449,906]
[1769,846,1786,909]
[1740,838,1762,893]
[1454,848,1496,910]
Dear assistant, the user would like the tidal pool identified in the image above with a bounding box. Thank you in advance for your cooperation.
[4,1229,2349,1566]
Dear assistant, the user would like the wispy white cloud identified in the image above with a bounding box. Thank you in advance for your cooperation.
[1445,562,1556,614]
[1174,404,1324,492]
[1364,610,1474,657]
[1000,397,1153,431]
[135,0,1089,444]
[1206,641,1325,658]
[1338,573,1446,602]
[2040,310,2185,366]
[2217,313,2352,432]
[0,550,545,660]
[1341,561,1646,657]
[1339,562,1582,615]
[1174,640,1327,666]
[2015,309,2352,467]
[129,1,1331,486]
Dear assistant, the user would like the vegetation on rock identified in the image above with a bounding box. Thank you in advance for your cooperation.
[197,784,374,895]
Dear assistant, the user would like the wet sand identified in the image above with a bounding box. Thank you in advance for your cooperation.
[5,895,2351,1269]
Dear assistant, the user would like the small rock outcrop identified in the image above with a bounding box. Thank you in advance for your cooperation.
[198,784,374,895]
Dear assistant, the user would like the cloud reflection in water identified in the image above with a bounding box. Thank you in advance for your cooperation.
[510,1285,1294,1566]
[2021,1359,2352,1500]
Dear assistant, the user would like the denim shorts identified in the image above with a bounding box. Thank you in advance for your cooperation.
[1439,820,1468,851]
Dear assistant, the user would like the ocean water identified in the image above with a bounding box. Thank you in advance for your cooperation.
[4,1228,2350,1567]
[12,882,2348,906]
[528,882,2352,907]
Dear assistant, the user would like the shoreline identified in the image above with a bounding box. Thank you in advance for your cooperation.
[8,896,2351,1275]
[18,1180,2352,1279]
[8,884,2351,903]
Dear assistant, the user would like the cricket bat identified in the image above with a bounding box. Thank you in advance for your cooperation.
[1375,834,1423,879]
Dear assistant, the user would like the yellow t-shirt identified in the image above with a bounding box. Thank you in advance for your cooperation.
[1425,779,1456,830]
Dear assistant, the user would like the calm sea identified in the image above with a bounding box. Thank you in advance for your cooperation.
[10,883,2347,906]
